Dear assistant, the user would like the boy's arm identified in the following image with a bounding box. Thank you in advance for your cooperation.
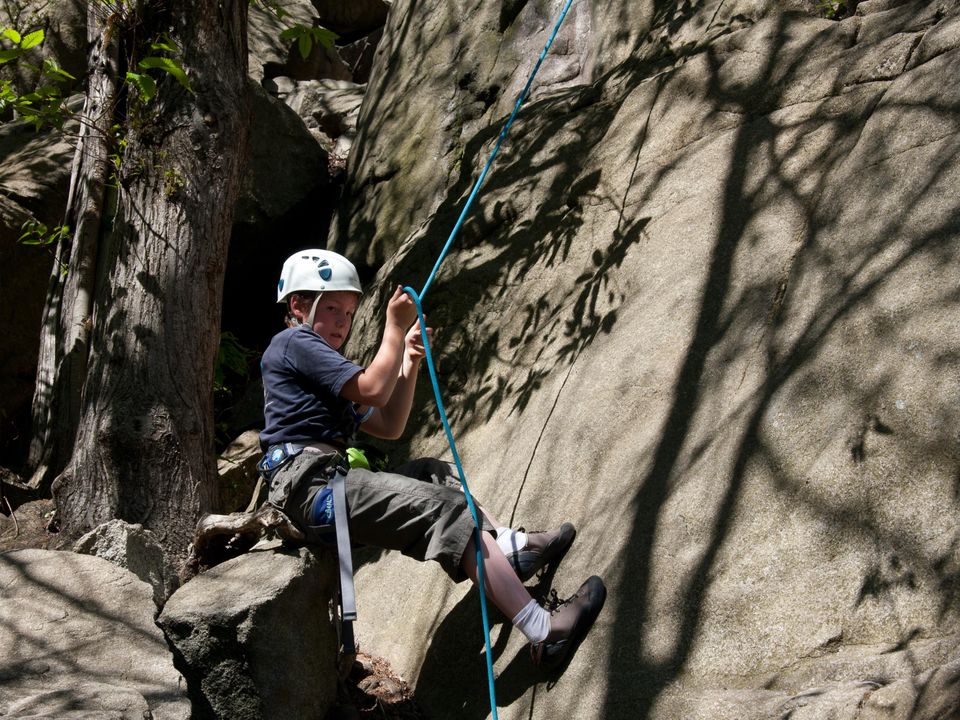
[360,320,431,439]
[340,286,417,407]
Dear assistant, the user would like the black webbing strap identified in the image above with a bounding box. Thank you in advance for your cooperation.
[329,468,356,672]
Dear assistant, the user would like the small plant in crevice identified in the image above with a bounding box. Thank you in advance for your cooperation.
[818,0,858,20]
[213,331,257,451]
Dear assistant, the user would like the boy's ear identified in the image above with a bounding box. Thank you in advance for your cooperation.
[288,293,306,319]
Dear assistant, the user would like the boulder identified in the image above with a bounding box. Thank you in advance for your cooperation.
[236,81,330,225]
[222,83,336,360]
[248,0,386,84]
[74,519,178,609]
[336,28,383,84]
[328,0,595,268]
[0,549,190,719]
[271,77,365,162]
[158,542,340,720]
[247,0,319,82]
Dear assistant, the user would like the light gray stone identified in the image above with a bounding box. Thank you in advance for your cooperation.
[158,543,339,720]
[281,78,365,156]
[73,519,178,609]
[0,549,190,719]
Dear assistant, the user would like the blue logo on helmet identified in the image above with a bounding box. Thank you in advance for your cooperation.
[318,259,332,281]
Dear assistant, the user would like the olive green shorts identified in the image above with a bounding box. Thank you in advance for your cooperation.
[268,449,493,582]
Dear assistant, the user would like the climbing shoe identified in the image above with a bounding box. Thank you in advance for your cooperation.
[506,523,577,582]
[531,575,606,670]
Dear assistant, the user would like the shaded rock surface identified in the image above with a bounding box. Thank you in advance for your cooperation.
[158,542,340,720]
[0,549,190,719]
[334,0,960,718]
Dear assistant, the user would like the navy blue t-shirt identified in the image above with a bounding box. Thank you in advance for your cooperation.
[259,325,365,450]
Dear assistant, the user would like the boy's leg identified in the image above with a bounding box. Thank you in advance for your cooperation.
[460,529,607,670]
[304,462,605,669]
[460,530,535,618]
[394,457,577,581]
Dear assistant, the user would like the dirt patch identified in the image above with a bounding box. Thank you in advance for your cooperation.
[0,498,58,554]
[330,651,426,719]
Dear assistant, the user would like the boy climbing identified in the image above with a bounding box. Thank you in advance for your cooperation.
[259,248,606,669]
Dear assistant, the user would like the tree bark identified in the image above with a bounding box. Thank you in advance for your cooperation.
[28,4,119,490]
[49,0,251,558]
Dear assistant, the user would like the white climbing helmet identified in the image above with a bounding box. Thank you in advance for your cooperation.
[276,249,362,303]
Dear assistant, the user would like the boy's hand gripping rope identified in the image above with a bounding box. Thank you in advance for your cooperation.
[400,0,575,716]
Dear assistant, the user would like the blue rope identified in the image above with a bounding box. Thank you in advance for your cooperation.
[402,1,576,716]
[403,285,497,713]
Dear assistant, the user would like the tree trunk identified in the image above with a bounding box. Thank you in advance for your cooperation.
[50,0,250,558]
[28,4,119,490]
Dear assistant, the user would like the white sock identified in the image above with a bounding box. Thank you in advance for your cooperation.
[511,598,550,643]
[495,527,528,556]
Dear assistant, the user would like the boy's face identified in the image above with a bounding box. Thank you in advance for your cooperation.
[296,291,359,350]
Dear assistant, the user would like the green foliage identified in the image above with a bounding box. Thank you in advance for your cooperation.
[125,34,192,103]
[818,0,849,19]
[18,219,70,246]
[162,166,185,197]
[250,0,339,60]
[214,332,256,395]
[125,71,156,102]
[0,27,75,129]
[279,24,338,60]
[213,331,258,450]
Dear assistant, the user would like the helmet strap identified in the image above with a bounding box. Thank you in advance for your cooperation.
[305,292,324,328]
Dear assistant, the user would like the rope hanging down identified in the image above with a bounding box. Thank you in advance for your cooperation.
[402,0,576,716]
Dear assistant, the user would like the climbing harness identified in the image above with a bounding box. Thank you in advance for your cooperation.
[403,0,577,716]
[259,443,358,676]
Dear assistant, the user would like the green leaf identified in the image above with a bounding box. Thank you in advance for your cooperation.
[126,71,157,102]
[279,27,299,41]
[42,58,76,80]
[0,48,21,64]
[1,28,22,45]
[312,27,338,50]
[297,33,311,60]
[138,56,192,92]
[150,38,178,53]
[20,29,44,50]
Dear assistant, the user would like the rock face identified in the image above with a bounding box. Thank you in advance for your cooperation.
[0,549,190,719]
[158,543,340,720]
[333,0,960,718]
